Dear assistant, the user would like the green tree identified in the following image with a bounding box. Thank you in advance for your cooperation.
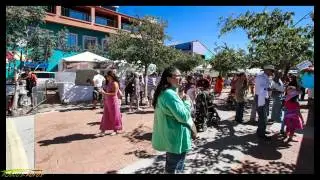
[108,16,176,102]
[6,6,70,114]
[219,8,314,74]
[172,51,205,74]
[108,16,170,75]
[210,44,248,76]
[6,6,47,51]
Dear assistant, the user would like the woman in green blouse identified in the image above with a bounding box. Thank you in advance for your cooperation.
[152,67,194,174]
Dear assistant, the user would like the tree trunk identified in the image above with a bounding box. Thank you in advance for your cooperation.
[12,61,19,115]
[283,63,291,77]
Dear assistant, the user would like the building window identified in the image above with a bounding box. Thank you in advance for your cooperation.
[61,7,91,22]
[101,38,109,51]
[95,16,115,27]
[83,36,97,49]
[67,33,78,47]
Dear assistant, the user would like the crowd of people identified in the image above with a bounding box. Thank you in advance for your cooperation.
[86,64,313,174]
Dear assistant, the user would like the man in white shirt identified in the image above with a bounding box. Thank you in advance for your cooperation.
[92,70,105,109]
[254,65,275,140]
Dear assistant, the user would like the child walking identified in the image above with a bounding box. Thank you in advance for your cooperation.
[283,87,304,142]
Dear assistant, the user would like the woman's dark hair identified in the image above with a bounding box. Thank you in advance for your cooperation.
[106,70,119,84]
[152,66,179,108]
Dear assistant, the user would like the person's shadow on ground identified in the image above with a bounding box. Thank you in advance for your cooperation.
[37,133,98,146]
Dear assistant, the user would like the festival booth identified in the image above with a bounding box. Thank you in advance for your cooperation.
[56,51,112,104]
[194,64,219,77]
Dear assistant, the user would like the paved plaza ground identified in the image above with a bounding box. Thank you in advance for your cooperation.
[7,88,314,174]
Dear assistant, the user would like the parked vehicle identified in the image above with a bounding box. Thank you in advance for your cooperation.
[32,71,57,90]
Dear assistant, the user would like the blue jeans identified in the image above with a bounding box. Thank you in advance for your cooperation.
[165,152,186,174]
[235,102,245,122]
[255,95,268,136]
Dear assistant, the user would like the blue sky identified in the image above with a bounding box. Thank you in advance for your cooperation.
[119,6,314,54]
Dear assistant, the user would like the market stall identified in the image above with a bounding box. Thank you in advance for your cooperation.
[56,52,112,104]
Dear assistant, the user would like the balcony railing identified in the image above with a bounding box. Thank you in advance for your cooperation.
[95,16,116,27]
[122,24,139,33]
[61,7,91,22]
[121,23,134,31]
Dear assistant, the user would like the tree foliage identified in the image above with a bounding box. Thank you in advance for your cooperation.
[219,8,314,73]
[172,51,205,73]
[210,44,248,76]
[6,6,46,50]
[6,6,69,62]
[108,15,172,75]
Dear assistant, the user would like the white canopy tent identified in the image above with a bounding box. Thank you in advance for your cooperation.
[56,51,112,104]
[245,68,262,75]
[58,51,111,71]
[194,64,219,77]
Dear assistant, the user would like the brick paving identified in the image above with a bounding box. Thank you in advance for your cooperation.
[34,88,313,174]
[35,108,157,173]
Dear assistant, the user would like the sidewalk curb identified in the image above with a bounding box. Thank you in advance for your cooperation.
[6,119,29,170]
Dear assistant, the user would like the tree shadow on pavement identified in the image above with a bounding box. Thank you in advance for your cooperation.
[122,124,152,143]
[230,160,296,174]
[134,155,166,174]
[37,133,98,146]
[131,119,293,174]
[59,107,93,112]
[87,121,100,126]
[125,150,156,159]
[134,110,155,114]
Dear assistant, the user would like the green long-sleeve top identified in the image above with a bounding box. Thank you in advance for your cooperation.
[151,87,193,154]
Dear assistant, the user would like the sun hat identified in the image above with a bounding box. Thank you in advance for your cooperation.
[263,65,275,70]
